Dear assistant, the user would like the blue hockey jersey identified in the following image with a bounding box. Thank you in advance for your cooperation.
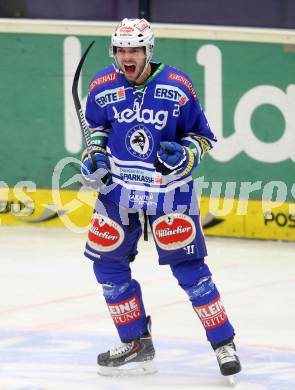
[85,63,217,212]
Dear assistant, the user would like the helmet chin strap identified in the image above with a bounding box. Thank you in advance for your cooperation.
[135,59,151,83]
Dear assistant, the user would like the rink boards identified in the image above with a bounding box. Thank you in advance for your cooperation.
[0,188,294,241]
[0,20,294,242]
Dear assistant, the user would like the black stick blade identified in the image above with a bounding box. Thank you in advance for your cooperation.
[72,40,95,108]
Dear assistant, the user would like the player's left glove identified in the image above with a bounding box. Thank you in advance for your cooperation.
[154,141,196,177]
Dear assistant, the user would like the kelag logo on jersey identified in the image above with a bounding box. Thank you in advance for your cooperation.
[95,87,126,108]
[154,84,188,106]
[113,102,168,130]
[125,125,154,160]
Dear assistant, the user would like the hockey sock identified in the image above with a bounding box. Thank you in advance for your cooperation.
[171,260,235,344]
[192,291,235,344]
[102,278,148,342]
[93,259,148,341]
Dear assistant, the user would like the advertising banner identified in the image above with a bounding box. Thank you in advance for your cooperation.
[0,21,294,240]
[1,187,294,240]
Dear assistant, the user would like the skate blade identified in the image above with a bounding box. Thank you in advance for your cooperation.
[227,375,237,387]
[97,360,157,377]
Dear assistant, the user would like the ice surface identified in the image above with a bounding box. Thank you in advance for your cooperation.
[0,226,295,389]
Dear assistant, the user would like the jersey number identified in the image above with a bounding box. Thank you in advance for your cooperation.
[173,104,180,117]
[184,244,195,254]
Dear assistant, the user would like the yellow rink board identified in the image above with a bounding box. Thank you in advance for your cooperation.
[0,188,294,240]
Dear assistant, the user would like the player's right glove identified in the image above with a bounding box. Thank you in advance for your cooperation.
[81,146,111,188]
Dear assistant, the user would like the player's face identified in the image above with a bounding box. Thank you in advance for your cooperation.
[115,47,148,83]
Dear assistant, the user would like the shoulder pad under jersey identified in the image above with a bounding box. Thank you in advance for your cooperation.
[161,65,198,100]
[88,65,119,94]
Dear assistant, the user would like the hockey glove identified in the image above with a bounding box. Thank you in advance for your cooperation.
[154,141,196,177]
[81,146,111,187]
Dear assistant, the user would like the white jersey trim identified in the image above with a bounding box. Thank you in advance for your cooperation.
[107,147,155,169]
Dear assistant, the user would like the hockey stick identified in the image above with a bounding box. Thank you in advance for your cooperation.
[72,40,97,169]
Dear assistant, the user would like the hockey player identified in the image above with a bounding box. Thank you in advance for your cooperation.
[81,18,242,378]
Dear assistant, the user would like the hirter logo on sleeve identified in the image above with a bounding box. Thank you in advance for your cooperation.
[108,295,142,325]
[87,214,124,252]
[152,213,196,250]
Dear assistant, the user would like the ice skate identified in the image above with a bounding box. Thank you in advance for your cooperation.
[97,316,157,376]
[215,341,241,386]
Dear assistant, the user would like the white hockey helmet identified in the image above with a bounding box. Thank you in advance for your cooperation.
[110,18,154,65]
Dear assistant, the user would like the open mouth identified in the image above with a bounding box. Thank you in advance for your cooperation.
[124,64,136,74]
